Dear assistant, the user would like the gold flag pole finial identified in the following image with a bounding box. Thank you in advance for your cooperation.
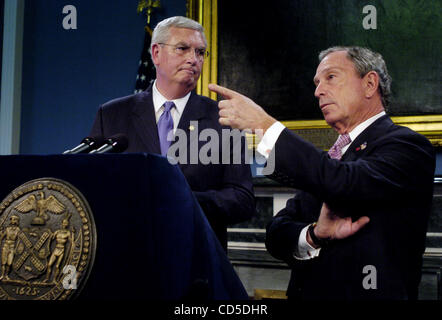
[137,0,161,34]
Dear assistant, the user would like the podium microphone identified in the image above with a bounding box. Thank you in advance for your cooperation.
[89,133,128,154]
[63,135,105,154]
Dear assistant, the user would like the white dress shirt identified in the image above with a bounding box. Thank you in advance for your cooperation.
[152,80,191,133]
[257,111,386,259]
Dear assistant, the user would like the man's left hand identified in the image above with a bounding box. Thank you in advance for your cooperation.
[314,203,370,241]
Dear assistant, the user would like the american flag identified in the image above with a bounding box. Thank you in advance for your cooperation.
[134,28,156,93]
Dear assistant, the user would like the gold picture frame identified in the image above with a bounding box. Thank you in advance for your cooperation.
[186,0,218,101]
[187,1,442,149]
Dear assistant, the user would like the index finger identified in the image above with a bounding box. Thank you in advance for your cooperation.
[208,83,240,99]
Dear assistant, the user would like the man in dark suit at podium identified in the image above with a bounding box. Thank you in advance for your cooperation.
[89,16,255,251]
[209,46,435,299]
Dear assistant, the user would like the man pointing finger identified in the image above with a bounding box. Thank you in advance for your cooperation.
[209,46,435,300]
[208,83,276,136]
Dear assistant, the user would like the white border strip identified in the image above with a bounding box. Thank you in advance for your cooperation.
[227,228,266,233]
[425,247,442,255]
[228,241,266,251]
[427,233,442,237]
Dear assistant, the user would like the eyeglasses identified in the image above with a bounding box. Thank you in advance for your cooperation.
[158,43,209,60]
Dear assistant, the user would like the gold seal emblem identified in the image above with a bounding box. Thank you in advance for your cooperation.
[0,178,96,300]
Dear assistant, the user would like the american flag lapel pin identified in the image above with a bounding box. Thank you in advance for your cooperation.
[356,142,367,151]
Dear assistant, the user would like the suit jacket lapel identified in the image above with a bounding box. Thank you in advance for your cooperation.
[341,115,393,161]
[176,91,208,150]
[130,86,161,154]
[177,91,207,131]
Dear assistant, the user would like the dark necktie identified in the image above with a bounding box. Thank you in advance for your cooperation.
[328,133,351,160]
[157,101,175,156]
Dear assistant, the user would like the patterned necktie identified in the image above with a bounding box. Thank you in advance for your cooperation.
[157,101,175,156]
[328,133,351,160]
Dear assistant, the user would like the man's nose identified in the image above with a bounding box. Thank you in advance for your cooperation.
[185,49,199,63]
[314,82,324,98]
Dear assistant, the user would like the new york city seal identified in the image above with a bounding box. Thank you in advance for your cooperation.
[0,178,96,300]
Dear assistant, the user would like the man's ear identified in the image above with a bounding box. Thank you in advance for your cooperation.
[151,43,161,65]
[363,71,380,98]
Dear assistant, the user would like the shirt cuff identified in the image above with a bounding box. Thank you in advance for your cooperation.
[294,225,321,260]
[256,121,286,159]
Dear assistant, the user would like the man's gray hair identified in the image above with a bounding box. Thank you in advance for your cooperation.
[149,16,207,60]
[319,46,392,108]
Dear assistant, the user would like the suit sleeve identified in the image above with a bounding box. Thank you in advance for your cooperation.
[265,191,321,264]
